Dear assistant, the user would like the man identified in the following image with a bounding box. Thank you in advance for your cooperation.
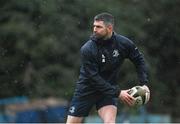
[66,12,150,123]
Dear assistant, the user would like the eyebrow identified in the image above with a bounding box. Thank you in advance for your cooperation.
[94,25,103,28]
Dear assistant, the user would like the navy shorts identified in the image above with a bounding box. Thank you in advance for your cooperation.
[67,94,118,117]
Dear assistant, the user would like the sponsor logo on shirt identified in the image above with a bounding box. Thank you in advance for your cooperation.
[113,49,119,57]
[102,54,105,63]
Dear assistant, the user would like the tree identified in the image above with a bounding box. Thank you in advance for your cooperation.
[0,0,179,119]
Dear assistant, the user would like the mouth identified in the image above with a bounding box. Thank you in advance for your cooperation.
[93,34,104,40]
[93,32,100,37]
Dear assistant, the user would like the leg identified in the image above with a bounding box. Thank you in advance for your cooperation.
[66,115,83,124]
[98,105,117,124]
[66,96,95,123]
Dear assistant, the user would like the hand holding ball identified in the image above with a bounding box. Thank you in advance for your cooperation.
[127,85,150,107]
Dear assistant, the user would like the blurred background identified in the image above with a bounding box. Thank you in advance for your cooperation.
[0,0,179,123]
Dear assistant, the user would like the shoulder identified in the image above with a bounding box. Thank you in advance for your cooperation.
[80,40,97,55]
[114,34,135,48]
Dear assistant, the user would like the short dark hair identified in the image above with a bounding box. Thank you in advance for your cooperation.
[94,12,114,26]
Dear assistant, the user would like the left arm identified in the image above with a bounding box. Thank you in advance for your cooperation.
[127,40,149,86]
[127,40,150,102]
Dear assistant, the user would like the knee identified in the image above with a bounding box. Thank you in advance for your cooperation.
[66,115,83,123]
[103,117,116,124]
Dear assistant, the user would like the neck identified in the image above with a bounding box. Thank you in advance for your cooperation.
[103,31,113,40]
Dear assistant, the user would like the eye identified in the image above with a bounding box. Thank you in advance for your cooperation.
[96,26,102,28]
[94,25,102,29]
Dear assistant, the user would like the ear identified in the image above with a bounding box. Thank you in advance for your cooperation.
[107,25,113,32]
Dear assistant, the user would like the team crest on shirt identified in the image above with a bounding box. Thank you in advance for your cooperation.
[113,49,119,57]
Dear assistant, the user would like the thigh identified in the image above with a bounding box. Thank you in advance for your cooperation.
[98,105,117,123]
[96,96,118,110]
[67,96,95,117]
[96,96,118,123]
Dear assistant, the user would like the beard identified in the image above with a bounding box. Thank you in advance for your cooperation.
[93,32,108,40]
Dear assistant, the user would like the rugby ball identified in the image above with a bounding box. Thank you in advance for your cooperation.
[128,86,150,107]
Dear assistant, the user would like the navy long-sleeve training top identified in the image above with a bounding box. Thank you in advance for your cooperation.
[74,33,148,98]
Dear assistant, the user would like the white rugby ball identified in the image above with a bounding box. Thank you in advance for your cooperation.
[128,86,150,107]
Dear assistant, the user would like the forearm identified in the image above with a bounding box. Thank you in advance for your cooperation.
[131,54,149,85]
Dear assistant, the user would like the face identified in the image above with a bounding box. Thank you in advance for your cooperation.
[93,20,112,40]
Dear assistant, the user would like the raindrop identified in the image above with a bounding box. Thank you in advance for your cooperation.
[6,70,9,74]
[43,0,47,5]
[14,80,18,84]
[38,15,42,19]
[147,18,151,22]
